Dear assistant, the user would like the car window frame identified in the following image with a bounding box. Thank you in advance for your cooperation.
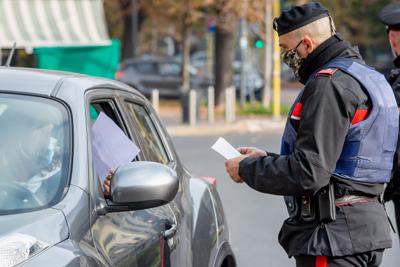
[115,93,177,170]
[0,91,74,215]
[85,89,146,202]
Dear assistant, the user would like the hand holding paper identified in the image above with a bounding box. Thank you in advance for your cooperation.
[211,137,241,159]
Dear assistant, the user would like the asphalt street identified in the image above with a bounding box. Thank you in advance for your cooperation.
[171,132,400,267]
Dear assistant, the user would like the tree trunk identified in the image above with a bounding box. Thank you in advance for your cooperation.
[214,1,235,106]
[181,0,191,93]
[121,0,140,60]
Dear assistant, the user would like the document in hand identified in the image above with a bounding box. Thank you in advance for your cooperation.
[211,137,241,160]
[91,112,140,185]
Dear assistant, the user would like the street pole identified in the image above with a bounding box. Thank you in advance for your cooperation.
[262,0,273,108]
[239,0,249,108]
[272,0,281,118]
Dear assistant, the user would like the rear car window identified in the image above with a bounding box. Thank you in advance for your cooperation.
[124,101,169,165]
[0,93,71,215]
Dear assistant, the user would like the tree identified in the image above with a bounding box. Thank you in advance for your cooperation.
[140,0,211,94]
[288,0,392,64]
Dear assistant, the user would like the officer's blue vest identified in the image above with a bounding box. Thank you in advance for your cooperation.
[281,58,399,184]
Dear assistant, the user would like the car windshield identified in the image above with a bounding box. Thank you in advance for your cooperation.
[0,93,71,215]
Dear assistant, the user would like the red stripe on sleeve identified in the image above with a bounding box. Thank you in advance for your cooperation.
[316,256,327,267]
[351,109,368,125]
[291,102,302,118]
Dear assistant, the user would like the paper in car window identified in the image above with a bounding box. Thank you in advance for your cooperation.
[91,112,140,185]
[211,137,241,159]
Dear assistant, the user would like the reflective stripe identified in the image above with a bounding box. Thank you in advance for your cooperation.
[316,256,327,267]
[351,109,368,125]
[335,195,375,206]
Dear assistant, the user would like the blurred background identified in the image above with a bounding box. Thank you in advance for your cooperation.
[0,0,396,121]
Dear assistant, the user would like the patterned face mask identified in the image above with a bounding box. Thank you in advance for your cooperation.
[281,40,304,78]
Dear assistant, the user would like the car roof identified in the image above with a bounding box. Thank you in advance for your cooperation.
[0,67,138,97]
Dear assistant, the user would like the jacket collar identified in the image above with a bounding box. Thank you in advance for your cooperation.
[298,34,353,84]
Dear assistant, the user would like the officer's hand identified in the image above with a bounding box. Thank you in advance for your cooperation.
[237,147,267,157]
[103,171,114,198]
[225,155,248,183]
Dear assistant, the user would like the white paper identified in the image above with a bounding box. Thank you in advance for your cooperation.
[211,137,241,159]
[91,112,140,184]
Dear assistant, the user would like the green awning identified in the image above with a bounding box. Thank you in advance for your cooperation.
[34,39,120,79]
[0,0,110,48]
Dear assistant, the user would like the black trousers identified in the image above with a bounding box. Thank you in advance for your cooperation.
[295,250,384,267]
[393,198,400,240]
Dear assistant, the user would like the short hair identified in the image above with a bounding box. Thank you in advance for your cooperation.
[294,16,335,45]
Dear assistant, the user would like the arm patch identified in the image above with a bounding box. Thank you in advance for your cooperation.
[315,68,338,77]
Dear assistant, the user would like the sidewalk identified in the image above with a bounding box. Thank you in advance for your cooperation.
[162,115,286,137]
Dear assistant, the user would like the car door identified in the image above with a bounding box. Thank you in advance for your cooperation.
[116,92,190,266]
[86,89,177,267]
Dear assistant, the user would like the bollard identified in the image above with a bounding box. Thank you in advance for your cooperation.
[151,89,159,114]
[225,87,236,123]
[208,86,215,123]
[230,86,236,122]
[189,89,197,126]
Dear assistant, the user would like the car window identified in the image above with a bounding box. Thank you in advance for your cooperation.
[159,62,181,76]
[124,101,169,165]
[89,99,144,197]
[131,62,158,75]
[0,93,71,214]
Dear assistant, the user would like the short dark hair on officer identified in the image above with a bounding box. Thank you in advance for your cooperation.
[378,3,400,31]
[273,2,330,36]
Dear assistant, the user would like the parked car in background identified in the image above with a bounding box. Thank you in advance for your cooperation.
[116,56,212,98]
[233,61,264,100]
[0,67,236,267]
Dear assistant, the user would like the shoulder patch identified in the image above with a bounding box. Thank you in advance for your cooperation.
[315,68,338,77]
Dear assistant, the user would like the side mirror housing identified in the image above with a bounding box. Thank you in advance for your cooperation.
[108,161,179,211]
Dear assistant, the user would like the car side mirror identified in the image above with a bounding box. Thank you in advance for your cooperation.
[107,161,179,211]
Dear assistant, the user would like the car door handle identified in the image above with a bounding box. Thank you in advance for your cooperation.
[162,223,177,240]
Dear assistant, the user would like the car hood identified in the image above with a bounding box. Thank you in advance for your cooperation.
[0,208,69,246]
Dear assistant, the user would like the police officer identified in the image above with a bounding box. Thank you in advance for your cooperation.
[379,3,400,240]
[225,2,398,267]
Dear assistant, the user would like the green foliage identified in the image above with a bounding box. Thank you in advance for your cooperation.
[238,102,292,116]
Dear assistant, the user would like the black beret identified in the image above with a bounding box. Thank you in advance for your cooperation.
[273,2,330,36]
[378,3,400,30]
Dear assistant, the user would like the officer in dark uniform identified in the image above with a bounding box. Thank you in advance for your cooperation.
[379,2,400,240]
[225,2,398,267]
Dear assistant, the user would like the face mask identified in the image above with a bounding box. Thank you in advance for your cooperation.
[282,40,304,78]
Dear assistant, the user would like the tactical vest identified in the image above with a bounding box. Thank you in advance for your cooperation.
[281,58,398,183]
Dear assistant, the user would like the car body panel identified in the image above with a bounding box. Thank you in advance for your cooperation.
[0,67,235,267]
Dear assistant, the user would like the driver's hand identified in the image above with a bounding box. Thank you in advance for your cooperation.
[103,171,114,198]
[237,147,267,157]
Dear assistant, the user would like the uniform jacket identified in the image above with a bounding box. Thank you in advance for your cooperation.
[239,34,393,257]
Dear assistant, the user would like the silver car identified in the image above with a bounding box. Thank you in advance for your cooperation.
[0,67,236,267]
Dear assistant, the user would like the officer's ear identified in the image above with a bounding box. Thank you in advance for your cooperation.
[389,31,400,56]
[301,36,315,56]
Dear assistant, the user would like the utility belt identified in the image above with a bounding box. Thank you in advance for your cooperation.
[284,183,379,223]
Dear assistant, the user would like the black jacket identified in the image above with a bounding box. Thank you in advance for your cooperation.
[239,34,392,257]
[384,56,400,202]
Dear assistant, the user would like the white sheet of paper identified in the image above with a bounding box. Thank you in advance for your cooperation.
[91,112,140,184]
[211,137,241,159]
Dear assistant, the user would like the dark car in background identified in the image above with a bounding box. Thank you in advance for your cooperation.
[116,56,212,98]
